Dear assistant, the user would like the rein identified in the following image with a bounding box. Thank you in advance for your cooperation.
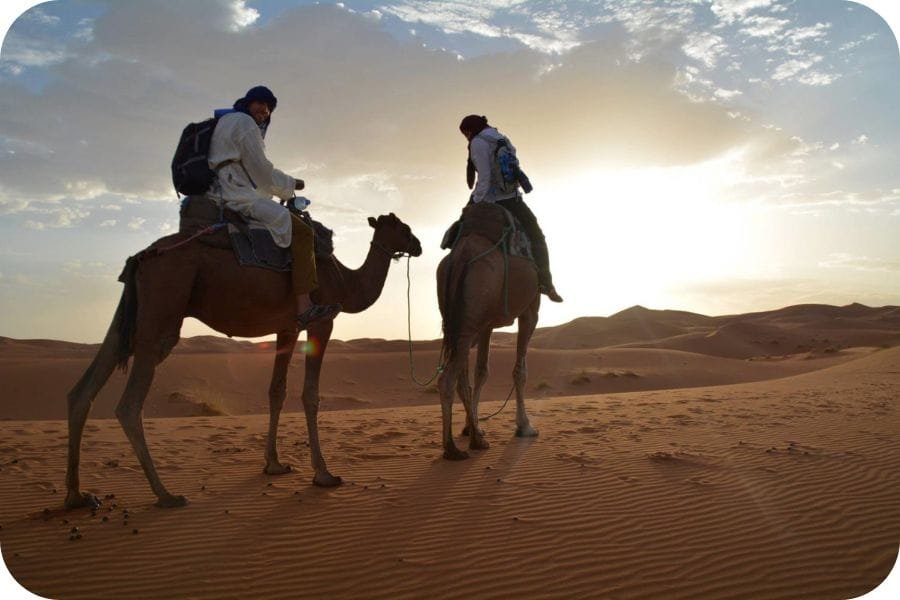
[405,256,444,387]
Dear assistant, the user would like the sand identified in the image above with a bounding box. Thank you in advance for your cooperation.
[0,304,898,598]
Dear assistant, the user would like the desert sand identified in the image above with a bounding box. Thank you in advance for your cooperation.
[0,303,898,599]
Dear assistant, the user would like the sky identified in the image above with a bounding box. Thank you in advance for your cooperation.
[0,0,898,344]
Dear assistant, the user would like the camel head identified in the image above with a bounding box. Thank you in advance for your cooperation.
[368,213,422,258]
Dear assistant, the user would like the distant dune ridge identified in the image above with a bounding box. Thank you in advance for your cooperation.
[0,302,897,420]
[0,303,898,599]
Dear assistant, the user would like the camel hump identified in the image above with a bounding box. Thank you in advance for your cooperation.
[440,202,533,261]
[461,202,511,243]
[440,202,511,250]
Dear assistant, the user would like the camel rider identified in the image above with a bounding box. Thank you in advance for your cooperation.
[206,85,341,330]
[459,114,563,303]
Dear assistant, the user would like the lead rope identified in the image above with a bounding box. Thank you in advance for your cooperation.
[405,256,444,386]
[147,222,227,256]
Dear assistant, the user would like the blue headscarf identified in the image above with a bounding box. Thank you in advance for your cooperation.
[228,85,278,138]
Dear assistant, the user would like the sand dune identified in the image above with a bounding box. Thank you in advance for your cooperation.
[0,303,898,598]
[2,303,897,420]
[0,346,897,599]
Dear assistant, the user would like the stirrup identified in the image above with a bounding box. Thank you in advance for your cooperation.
[297,303,342,330]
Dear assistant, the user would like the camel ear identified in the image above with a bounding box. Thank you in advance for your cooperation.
[368,217,377,228]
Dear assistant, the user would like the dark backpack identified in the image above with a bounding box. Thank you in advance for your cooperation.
[171,117,220,196]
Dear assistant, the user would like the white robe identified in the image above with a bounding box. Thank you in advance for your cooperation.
[206,112,296,248]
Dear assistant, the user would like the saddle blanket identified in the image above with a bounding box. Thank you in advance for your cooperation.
[179,196,334,272]
[440,202,533,260]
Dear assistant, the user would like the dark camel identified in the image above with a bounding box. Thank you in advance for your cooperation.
[436,228,540,460]
[65,213,421,509]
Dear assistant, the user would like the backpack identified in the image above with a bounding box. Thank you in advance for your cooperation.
[171,117,220,196]
[493,137,533,195]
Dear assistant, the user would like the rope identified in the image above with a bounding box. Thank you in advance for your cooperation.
[149,223,226,256]
[479,381,516,421]
[405,256,444,387]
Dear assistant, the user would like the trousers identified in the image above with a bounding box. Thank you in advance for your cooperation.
[495,196,553,286]
[289,213,318,295]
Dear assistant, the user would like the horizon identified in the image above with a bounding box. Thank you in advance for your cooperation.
[2,299,896,345]
[1,0,899,344]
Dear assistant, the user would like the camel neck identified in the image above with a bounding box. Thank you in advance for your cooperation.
[333,237,393,313]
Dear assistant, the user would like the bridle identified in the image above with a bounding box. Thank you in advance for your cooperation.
[370,237,413,261]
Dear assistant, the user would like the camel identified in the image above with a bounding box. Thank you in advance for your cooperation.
[436,207,541,460]
[65,212,421,509]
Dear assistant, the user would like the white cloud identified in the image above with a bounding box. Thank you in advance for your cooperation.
[852,134,869,145]
[23,7,61,27]
[23,206,90,230]
[796,70,839,86]
[710,0,774,25]
[682,32,728,68]
[127,217,146,231]
[771,56,820,80]
[714,88,743,100]
[819,253,900,272]
[99,219,117,227]
[739,15,789,38]
[0,31,70,68]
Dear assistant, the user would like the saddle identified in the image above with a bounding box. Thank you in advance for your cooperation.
[440,202,533,260]
[178,196,334,272]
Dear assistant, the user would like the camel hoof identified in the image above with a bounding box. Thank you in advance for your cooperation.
[155,494,189,508]
[515,426,539,438]
[64,491,101,511]
[460,426,485,438]
[443,446,469,461]
[264,462,293,475]
[470,437,490,450]
[313,472,343,487]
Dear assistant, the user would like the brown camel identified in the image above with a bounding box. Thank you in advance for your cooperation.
[65,213,421,509]
[436,220,541,460]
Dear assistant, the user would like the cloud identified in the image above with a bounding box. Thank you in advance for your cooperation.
[0,1,763,223]
[22,205,90,230]
[771,56,821,80]
[739,15,789,38]
[1,30,71,69]
[710,0,775,25]
[127,217,146,231]
[819,253,900,272]
[682,31,728,68]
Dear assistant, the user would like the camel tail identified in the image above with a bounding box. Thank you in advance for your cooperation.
[440,254,469,366]
[67,256,138,406]
[113,255,140,371]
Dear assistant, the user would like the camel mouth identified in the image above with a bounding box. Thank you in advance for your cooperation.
[408,241,423,257]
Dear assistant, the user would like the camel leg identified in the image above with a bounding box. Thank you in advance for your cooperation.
[115,347,187,507]
[301,320,342,486]
[264,332,298,475]
[514,304,539,438]
[460,330,491,439]
[439,344,469,460]
[456,363,473,437]
[466,331,492,450]
[65,323,122,510]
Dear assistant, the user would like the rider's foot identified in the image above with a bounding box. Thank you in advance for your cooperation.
[541,285,563,303]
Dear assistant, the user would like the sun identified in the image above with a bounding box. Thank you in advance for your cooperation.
[534,151,763,314]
